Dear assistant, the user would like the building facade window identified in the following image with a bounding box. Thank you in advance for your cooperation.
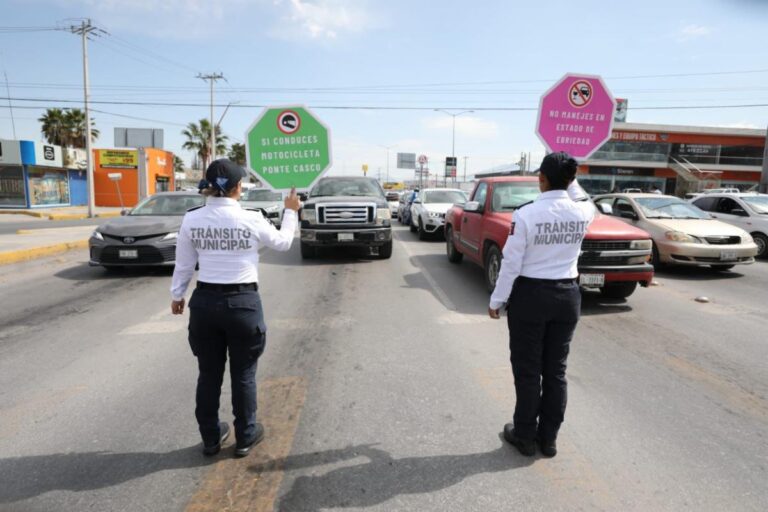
[591,141,671,163]
[28,167,70,206]
[718,145,763,166]
[0,166,27,206]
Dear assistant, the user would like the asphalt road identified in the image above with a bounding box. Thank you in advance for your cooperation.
[1,225,766,511]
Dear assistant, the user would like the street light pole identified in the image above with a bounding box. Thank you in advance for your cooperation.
[434,109,473,187]
[378,144,395,183]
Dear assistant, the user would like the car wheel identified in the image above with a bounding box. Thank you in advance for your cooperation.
[651,242,664,268]
[710,265,735,271]
[378,241,393,259]
[752,232,768,258]
[446,226,463,263]
[410,218,417,232]
[484,244,502,293]
[599,282,637,299]
[300,241,316,259]
[418,218,428,240]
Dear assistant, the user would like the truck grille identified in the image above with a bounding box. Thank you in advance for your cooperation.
[705,236,741,245]
[581,240,631,251]
[317,204,375,224]
[579,239,647,266]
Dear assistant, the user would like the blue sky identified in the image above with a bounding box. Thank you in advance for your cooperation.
[1,0,767,180]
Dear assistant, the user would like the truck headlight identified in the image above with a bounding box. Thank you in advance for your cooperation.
[629,239,652,250]
[162,232,178,241]
[665,231,700,243]
[377,208,391,221]
[301,208,316,223]
[92,230,104,241]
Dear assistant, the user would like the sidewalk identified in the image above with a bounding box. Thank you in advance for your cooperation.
[0,206,123,221]
[0,226,95,265]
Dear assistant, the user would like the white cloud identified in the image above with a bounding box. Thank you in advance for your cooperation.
[270,0,373,40]
[422,115,500,140]
[677,24,713,41]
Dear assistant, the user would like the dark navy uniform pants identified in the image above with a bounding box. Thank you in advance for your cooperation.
[507,276,580,442]
[187,287,267,446]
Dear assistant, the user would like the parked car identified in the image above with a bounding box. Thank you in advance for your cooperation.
[240,188,284,228]
[689,193,768,258]
[409,188,467,240]
[445,177,654,299]
[702,188,740,195]
[89,192,204,268]
[594,193,758,269]
[299,176,392,259]
[386,191,401,220]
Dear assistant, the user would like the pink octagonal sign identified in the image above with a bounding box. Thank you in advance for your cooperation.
[536,73,616,160]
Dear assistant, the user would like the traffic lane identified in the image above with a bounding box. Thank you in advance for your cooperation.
[0,217,101,234]
[391,226,767,510]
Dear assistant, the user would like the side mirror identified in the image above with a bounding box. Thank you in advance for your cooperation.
[620,210,638,221]
[597,203,613,215]
[731,208,748,217]
[464,201,482,213]
[120,209,129,216]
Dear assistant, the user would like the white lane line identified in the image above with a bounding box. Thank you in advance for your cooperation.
[397,235,457,311]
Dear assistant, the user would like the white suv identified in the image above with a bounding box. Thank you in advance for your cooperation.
[691,193,768,258]
[410,188,467,240]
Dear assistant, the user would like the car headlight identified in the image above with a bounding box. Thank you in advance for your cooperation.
[742,234,753,244]
[629,239,652,250]
[377,208,391,221]
[301,208,316,223]
[162,232,178,241]
[92,230,104,241]
[665,231,700,243]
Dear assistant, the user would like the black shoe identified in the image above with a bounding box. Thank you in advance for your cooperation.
[234,422,265,458]
[202,422,230,456]
[503,423,536,456]
[537,437,557,458]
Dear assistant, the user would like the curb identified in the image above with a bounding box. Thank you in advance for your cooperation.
[0,211,121,221]
[0,239,88,266]
[0,210,48,218]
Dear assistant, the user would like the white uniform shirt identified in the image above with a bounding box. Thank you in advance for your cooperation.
[489,180,595,310]
[170,197,297,301]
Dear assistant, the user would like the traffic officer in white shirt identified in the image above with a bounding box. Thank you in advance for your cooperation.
[171,159,300,457]
[488,151,594,458]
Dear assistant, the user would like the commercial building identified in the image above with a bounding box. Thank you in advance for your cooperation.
[93,148,175,207]
[0,139,88,208]
[578,122,766,196]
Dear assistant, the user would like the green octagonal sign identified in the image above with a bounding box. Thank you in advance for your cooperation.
[245,105,332,191]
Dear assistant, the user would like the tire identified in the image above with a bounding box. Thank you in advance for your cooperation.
[378,241,393,259]
[445,226,463,263]
[710,265,735,271]
[484,244,502,293]
[409,218,417,233]
[651,242,664,269]
[752,232,768,259]
[418,218,428,240]
[300,241,316,259]
[600,281,638,299]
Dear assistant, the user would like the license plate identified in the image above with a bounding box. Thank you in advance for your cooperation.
[720,250,737,261]
[338,233,354,242]
[119,249,138,259]
[579,273,605,287]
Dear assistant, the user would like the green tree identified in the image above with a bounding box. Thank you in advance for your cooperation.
[181,119,228,170]
[228,142,246,166]
[173,155,185,174]
[63,109,99,149]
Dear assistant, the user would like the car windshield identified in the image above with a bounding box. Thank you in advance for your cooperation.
[423,190,466,204]
[244,189,282,201]
[742,195,768,214]
[491,183,541,212]
[130,195,204,216]
[310,179,385,198]
[634,197,709,219]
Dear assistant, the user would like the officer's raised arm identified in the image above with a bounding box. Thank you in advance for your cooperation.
[251,187,301,251]
[567,178,596,224]
[489,213,529,317]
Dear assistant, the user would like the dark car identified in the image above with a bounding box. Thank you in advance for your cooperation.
[299,177,392,259]
[89,192,205,268]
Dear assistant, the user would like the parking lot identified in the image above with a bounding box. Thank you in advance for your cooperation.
[1,225,766,511]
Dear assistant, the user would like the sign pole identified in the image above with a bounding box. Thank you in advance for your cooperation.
[760,125,768,194]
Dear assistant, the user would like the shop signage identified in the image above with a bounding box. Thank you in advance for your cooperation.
[536,73,616,159]
[611,131,658,142]
[0,139,23,165]
[32,143,63,168]
[98,149,139,169]
[246,105,332,191]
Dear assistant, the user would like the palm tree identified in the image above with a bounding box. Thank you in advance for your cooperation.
[38,108,69,146]
[173,155,185,174]
[182,119,229,170]
[64,109,99,149]
[228,142,246,166]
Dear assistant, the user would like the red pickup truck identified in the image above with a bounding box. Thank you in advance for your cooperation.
[444,176,654,299]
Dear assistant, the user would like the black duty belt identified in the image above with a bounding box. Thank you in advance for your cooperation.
[517,276,576,285]
[197,281,258,292]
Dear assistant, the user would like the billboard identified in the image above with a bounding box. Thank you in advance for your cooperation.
[114,128,164,149]
[98,149,139,169]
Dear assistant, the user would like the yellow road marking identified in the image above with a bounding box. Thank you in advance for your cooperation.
[185,376,308,512]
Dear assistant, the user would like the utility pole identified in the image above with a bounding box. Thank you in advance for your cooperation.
[197,72,225,167]
[760,125,768,193]
[463,156,468,183]
[69,19,101,218]
[3,70,16,139]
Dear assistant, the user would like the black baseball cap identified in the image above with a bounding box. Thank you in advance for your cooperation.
[205,159,247,192]
[536,152,578,185]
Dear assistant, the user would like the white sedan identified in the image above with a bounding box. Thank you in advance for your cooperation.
[410,188,467,240]
[690,193,768,258]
